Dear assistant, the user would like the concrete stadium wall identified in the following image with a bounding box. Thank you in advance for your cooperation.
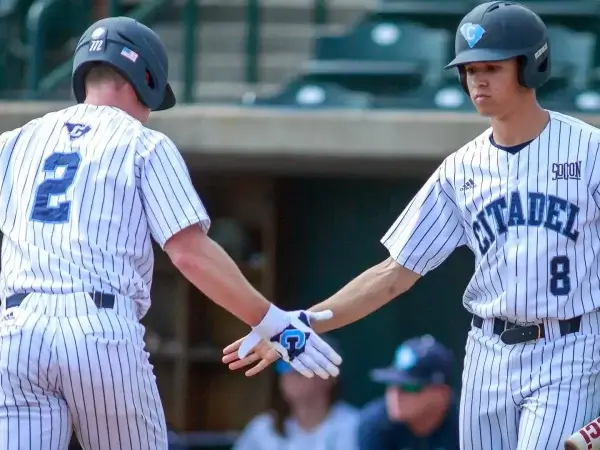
[3,102,599,174]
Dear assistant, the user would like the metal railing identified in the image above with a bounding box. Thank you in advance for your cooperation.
[182,0,198,103]
[25,0,168,99]
[23,0,329,102]
[180,0,327,102]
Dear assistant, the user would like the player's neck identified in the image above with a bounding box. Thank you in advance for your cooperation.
[489,101,549,147]
[84,91,146,122]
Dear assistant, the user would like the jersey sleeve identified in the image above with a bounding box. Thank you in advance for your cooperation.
[137,133,211,248]
[0,126,25,199]
[381,160,466,275]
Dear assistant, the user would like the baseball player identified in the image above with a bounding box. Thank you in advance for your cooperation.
[0,16,342,450]
[224,2,600,449]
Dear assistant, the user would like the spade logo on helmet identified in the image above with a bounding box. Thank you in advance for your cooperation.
[460,23,485,48]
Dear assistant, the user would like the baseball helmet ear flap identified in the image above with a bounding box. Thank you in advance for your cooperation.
[458,66,468,94]
[518,41,550,89]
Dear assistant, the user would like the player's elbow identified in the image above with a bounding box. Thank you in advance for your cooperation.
[381,257,421,297]
[164,224,211,274]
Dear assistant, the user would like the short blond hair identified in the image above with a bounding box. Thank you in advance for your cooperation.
[84,63,126,89]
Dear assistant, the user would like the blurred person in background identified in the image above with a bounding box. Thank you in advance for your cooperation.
[233,336,359,450]
[358,335,459,450]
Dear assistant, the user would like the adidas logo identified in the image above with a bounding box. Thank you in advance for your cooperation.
[460,179,476,191]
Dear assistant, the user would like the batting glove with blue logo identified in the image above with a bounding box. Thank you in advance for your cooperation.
[238,305,342,379]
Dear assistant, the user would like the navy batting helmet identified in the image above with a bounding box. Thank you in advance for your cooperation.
[445,1,550,92]
[72,17,175,111]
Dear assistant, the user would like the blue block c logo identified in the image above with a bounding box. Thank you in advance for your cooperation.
[280,329,306,352]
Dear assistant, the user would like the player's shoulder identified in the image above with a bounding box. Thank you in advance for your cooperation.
[548,109,600,143]
[548,109,599,131]
[0,115,42,146]
[136,125,175,151]
[436,127,491,177]
[454,126,492,158]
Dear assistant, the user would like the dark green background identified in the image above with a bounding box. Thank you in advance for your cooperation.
[278,176,475,406]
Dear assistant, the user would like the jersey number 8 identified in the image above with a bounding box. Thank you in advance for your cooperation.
[550,255,571,296]
[30,152,81,224]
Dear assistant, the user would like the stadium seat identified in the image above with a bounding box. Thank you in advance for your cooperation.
[241,79,373,109]
[0,0,33,94]
[538,89,600,113]
[370,0,474,31]
[375,0,474,15]
[536,25,596,99]
[477,0,600,18]
[372,81,475,112]
[302,21,452,96]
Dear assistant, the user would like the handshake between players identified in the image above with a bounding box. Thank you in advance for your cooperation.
[234,305,342,379]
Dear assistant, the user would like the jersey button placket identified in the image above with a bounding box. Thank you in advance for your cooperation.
[506,155,522,320]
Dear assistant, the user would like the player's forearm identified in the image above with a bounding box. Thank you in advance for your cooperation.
[308,257,419,333]
[168,231,270,326]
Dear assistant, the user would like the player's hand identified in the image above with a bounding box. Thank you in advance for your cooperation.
[222,337,280,377]
[227,306,341,379]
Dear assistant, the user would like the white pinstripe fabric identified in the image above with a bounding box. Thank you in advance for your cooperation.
[381,110,600,449]
[0,104,210,449]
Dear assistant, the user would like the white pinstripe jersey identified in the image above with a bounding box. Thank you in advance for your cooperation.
[382,110,600,323]
[0,104,210,317]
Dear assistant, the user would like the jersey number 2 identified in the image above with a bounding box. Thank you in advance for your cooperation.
[550,256,571,296]
[30,152,81,223]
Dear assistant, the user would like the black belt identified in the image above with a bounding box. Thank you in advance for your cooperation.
[472,314,581,345]
[4,292,115,309]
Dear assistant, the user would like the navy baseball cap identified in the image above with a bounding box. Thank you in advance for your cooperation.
[275,334,342,376]
[370,335,453,387]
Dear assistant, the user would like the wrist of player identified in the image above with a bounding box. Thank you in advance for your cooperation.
[251,305,319,343]
[237,304,294,361]
[252,306,309,360]
[253,304,292,337]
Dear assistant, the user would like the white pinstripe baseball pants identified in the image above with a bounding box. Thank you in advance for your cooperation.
[0,292,168,450]
[460,312,600,450]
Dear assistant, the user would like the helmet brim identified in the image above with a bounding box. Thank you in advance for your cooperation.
[154,83,176,111]
[444,48,521,69]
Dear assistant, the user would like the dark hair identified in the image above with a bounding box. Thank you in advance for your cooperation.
[268,373,342,437]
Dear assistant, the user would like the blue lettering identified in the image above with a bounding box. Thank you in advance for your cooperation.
[543,195,566,234]
[473,191,580,254]
[473,220,490,254]
[477,210,495,244]
[507,191,525,226]
[485,197,508,235]
[563,203,580,242]
[528,192,545,226]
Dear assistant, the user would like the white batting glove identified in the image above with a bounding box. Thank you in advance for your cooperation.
[238,305,342,379]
